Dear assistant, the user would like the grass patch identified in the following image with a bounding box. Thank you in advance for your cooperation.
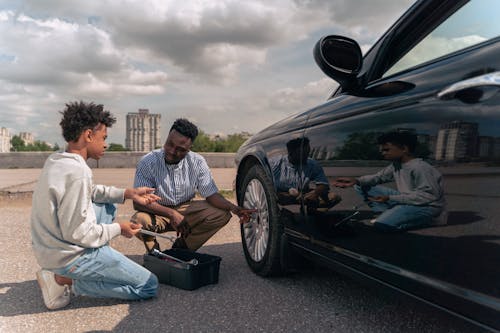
[219,189,235,199]
[193,189,235,200]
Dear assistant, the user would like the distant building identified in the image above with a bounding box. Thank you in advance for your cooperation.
[478,136,494,158]
[0,127,11,152]
[478,136,500,160]
[125,109,161,152]
[493,138,500,159]
[209,133,226,140]
[240,131,253,140]
[19,132,34,145]
[435,121,479,161]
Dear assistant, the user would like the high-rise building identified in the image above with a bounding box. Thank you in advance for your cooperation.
[19,132,34,145]
[478,136,494,158]
[0,127,11,152]
[435,121,479,161]
[125,109,161,152]
[493,138,500,159]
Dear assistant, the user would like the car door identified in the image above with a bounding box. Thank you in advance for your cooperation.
[301,0,500,328]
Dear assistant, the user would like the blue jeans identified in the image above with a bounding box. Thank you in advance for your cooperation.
[52,203,158,300]
[354,185,441,232]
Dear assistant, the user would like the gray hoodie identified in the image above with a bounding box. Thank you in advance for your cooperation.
[357,158,445,208]
[30,152,124,269]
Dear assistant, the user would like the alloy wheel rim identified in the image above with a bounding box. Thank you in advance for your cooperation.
[243,178,270,261]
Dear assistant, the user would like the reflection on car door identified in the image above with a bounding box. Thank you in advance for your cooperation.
[304,33,500,320]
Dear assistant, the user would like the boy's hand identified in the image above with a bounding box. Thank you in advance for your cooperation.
[332,177,357,188]
[125,187,161,205]
[368,195,389,203]
[119,221,142,238]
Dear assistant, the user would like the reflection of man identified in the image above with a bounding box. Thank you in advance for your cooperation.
[270,137,341,210]
[333,131,446,231]
[132,118,255,253]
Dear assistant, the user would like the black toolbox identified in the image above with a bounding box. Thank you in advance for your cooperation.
[143,248,222,290]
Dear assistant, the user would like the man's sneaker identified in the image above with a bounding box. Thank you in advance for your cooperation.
[171,237,188,250]
[36,269,71,310]
[144,239,161,254]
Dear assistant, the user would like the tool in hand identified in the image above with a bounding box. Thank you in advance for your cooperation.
[139,229,177,242]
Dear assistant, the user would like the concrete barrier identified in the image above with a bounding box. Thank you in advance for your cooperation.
[0,152,236,169]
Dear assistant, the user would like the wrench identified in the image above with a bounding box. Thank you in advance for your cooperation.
[150,248,199,266]
[140,229,199,265]
[139,229,177,242]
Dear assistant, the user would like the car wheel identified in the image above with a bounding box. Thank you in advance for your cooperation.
[239,164,283,276]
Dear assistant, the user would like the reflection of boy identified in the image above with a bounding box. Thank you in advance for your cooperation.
[334,131,446,231]
[270,137,340,208]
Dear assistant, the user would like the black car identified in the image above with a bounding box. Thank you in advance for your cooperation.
[234,0,500,331]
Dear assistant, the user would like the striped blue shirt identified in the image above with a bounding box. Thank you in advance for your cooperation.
[134,149,219,206]
[269,156,329,192]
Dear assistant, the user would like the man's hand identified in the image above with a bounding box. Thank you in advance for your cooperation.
[230,206,257,224]
[119,221,142,238]
[332,177,357,188]
[125,187,161,206]
[169,209,190,237]
[368,195,389,203]
[303,190,320,203]
[206,193,256,224]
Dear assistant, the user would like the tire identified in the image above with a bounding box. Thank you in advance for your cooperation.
[239,164,283,276]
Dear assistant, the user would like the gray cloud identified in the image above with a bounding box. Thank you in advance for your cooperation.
[0,0,416,146]
[294,0,416,42]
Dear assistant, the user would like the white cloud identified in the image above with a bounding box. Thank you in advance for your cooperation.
[387,35,488,75]
[0,0,417,146]
[0,10,13,21]
[270,78,337,111]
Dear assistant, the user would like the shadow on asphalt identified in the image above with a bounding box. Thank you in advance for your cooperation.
[446,210,484,226]
[0,242,343,331]
[0,280,129,316]
[85,242,349,333]
[1,241,483,332]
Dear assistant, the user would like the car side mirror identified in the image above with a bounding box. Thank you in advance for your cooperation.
[313,35,363,92]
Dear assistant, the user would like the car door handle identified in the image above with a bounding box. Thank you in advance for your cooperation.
[437,71,500,101]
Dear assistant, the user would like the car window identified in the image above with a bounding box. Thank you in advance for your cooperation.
[384,0,500,77]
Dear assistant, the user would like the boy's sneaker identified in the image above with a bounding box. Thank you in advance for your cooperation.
[36,269,71,310]
[431,209,448,226]
[368,212,381,224]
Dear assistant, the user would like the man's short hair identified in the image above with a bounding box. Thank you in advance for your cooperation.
[377,131,417,153]
[170,118,199,141]
[59,101,116,142]
[286,137,310,152]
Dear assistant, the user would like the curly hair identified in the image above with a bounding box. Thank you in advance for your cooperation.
[170,118,199,141]
[377,131,417,153]
[59,101,116,142]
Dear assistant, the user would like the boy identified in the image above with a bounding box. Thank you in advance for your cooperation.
[31,101,160,310]
[333,131,446,231]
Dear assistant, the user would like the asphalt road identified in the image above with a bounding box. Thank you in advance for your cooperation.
[0,169,484,333]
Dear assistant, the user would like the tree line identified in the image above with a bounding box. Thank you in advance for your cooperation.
[10,130,249,153]
[10,135,60,152]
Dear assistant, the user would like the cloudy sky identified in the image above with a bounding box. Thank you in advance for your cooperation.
[0,0,415,147]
